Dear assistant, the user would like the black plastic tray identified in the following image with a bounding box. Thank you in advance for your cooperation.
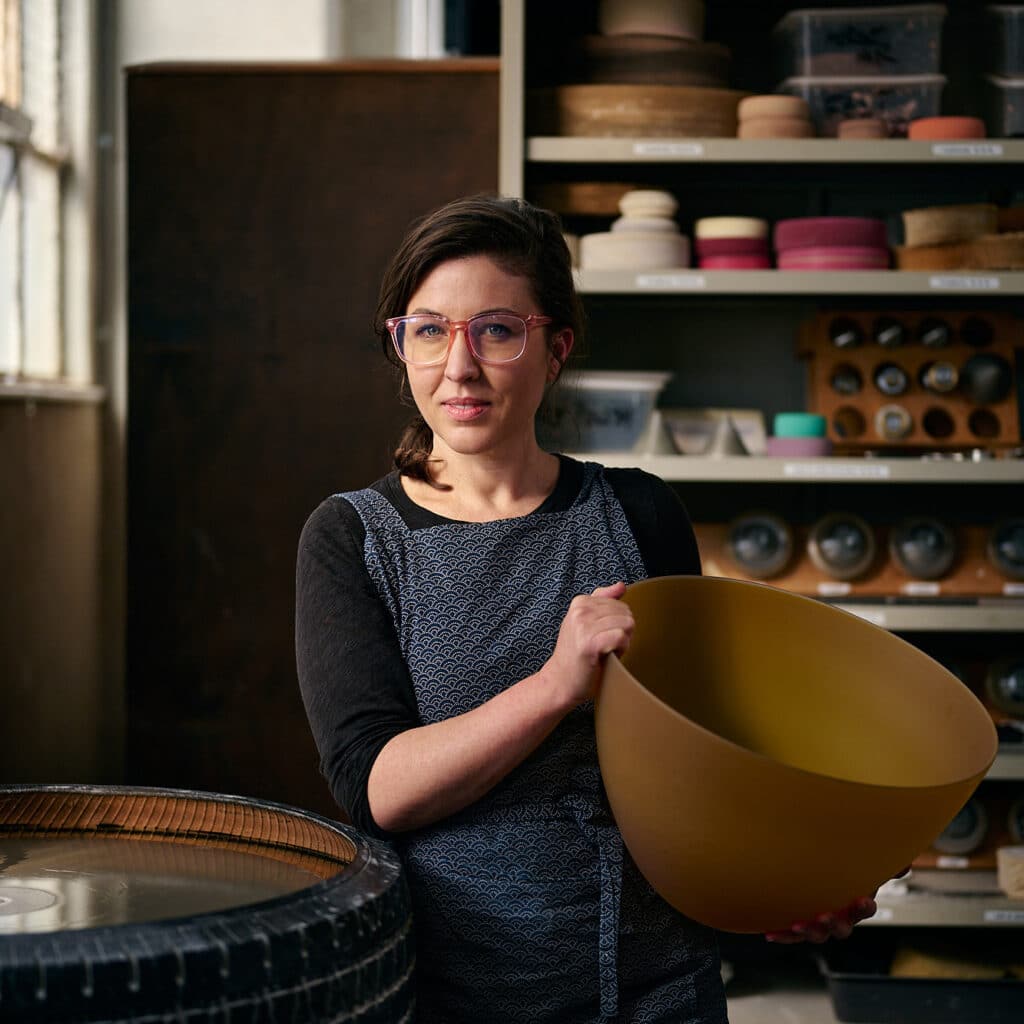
[821,942,1024,1024]
[825,967,1023,1023]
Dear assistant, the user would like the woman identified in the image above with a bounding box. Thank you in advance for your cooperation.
[295,195,874,1022]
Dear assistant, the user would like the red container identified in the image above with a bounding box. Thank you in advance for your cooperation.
[699,254,773,269]
[777,245,891,270]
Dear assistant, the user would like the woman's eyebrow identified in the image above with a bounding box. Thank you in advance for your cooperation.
[407,307,520,317]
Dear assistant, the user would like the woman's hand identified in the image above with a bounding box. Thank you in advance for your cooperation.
[541,581,634,710]
[764,866,909,944]
[763,896,877,944]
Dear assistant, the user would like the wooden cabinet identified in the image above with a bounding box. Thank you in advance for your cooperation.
[125,61,499,817]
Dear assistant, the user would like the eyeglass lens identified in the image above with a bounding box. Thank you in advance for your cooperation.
[394,314,527,364]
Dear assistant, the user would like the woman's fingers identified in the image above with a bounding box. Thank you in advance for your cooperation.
[765,895,878,944]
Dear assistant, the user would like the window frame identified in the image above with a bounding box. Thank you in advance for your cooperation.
[0,0,97,389]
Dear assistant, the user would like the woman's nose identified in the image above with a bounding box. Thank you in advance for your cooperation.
[444,325,480,380]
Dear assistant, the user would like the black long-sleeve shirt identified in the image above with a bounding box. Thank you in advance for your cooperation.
[295,455,700,836]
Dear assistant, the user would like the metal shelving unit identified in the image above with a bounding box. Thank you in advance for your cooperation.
[834,603,1024,633]
[576,268,1024,296]
[988,749,1024,781]
[573,452,1024,484]
[504,0,1024,944]
[870,888,1024,927]
[527,136,1024,165]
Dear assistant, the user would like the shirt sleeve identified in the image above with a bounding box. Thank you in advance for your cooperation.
[295,496,420,837]
[604,467,702,578]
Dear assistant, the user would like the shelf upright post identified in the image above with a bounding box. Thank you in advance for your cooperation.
[499,0,525,197]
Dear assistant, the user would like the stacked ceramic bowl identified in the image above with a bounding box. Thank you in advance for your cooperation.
[736,94,814,139]
[765,411,832,456]
[531,0,745,139]
[836,117,888,140]
[580,189,690,270]
[908,115,987,141]
[772,216,890,270]
[693,217,771,269]
[895,201,1024,271]
[583,0,728,88]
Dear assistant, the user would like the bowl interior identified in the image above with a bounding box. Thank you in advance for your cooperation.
[620,576,996,789]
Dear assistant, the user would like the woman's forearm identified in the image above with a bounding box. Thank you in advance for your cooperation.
[367,665,575,832]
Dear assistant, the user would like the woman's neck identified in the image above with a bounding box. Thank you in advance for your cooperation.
[402,447,561,523]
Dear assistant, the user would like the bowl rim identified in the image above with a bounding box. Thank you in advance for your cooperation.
[606,574,998,792]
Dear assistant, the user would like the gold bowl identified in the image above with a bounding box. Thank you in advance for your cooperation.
[596,575,997,933]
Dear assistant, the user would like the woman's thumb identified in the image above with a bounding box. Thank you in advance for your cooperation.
[592,580,627,598]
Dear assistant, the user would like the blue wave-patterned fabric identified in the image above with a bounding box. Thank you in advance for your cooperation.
[342,462,726,1023]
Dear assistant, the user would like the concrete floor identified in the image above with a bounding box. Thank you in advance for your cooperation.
[724,954,843,1024]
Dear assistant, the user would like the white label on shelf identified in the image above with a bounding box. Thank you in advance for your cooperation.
[844,606,887,627]
[782,462,891,479]
[635,273,706,290]
[632,141,705,157]
[931,143,1005,158]
[1003,583,1024,597]
[929,275,1001,291]
[936,855,970,869]
[984,909,1024,923]
[817,581,852,597]
[902,581,941,597]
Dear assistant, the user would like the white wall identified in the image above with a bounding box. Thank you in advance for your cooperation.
[119,0,339,64]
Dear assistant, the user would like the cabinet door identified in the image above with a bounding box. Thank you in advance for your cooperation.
[126,62,499,817]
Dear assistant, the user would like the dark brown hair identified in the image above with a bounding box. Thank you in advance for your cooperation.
[374,193,584,486]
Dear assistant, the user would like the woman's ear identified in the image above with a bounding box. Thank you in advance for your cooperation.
[548,329,574,381]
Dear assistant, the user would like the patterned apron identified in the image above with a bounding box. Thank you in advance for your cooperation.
[343,463,726,1023]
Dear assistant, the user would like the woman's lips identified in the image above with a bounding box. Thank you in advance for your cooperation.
[442,399,490,422]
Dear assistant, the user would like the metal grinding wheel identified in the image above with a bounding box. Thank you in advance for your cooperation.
[807,513,877,582]
[1010,800,1024,844]
[932,797,988,856]
[988,519,1024,580]
[0,786,413,1023]
[961,352,1013,404]
[725,512,793,580]
[986,656,1024,717]
[889,517,957,581]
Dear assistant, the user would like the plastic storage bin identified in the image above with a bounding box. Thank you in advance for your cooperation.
[540,370,671,452]
[776,74,945,137]
[986,74,1024,135]
[822,947,1024,1023]
[773,4,946,77]
[984,5,1024,75]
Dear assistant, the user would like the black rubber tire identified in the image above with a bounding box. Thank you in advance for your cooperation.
[0,785,414,1023]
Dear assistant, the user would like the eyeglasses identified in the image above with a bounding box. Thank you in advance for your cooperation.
[385,312,553,366]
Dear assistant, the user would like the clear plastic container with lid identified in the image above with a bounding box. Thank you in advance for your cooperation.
[985,74,1024,136]
[984,5,1024,75]
[773,4,946,78]
[776,74,945,137]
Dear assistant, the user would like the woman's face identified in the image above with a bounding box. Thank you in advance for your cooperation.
[402,255,571,463]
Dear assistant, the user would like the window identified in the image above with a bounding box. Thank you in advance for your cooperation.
[0,0,92,384]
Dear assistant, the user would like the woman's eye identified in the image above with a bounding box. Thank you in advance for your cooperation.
[480,321,512,339]
[415,321,446,339]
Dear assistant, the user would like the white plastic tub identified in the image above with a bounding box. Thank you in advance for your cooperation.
[540,370,672,452]
[773,4,946,77]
